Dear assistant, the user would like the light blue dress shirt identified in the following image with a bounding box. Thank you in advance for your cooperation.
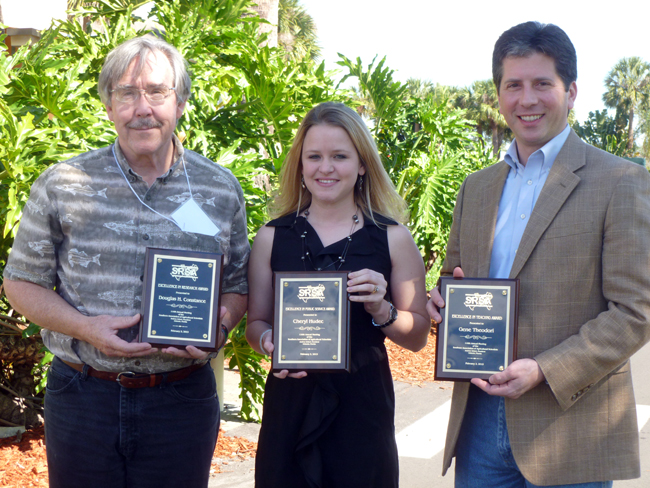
[488,124,571,279]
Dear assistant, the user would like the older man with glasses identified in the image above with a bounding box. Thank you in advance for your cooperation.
[3,35,249,488]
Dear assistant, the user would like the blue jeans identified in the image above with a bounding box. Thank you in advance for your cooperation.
[454,385,612,488]
[44,357,220,488]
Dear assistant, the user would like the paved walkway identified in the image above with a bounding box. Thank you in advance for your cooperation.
[210,341,650,487]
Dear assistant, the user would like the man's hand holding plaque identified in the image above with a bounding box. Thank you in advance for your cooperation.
[429,268,519,382]
[140,248,224,351]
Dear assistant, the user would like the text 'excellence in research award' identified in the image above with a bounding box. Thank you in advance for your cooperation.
[273,271,350,372]
[435,277,519,381]
[140,248,224,351]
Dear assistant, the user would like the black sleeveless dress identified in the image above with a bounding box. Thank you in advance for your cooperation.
[254,214,399,488]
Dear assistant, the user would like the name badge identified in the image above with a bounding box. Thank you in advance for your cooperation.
[171,198,220,236]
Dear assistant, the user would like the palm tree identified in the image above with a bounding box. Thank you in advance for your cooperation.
[278,0,320,62]
[430,83,461,110]
[66,0,149,30]
[0,298,46,427]
[572,109,627,156]
[348,85,375,119]
[251,0,279,47]
[603,57,650,153]
[638,105,650,162]
[407,80,462,112]
[406,78,434,99]
[458,80,509,156]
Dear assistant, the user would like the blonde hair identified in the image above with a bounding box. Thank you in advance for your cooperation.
[270,102,408,224]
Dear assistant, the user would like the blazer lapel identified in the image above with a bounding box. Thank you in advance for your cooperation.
[478,162,510,277]
[509,131,586,279]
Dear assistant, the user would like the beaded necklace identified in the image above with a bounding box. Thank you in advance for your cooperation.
[300,208,359,271]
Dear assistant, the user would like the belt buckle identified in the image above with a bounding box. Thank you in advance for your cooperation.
[116,371,137,385]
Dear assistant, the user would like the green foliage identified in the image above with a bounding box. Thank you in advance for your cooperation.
[22,322,42,338]
[572,109,628,156]
[338,58,498,285]
[337,55,408,133]
[33,351,55,394]
[0,0,338,422]
[68,0,151,14]
[223,317,267,421]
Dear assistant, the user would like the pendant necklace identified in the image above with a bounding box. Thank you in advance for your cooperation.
[301,208,359,271]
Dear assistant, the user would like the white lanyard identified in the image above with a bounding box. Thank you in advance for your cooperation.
[111,145,191,231]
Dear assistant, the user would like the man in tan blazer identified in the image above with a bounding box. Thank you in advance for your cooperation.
[427,21,650,487]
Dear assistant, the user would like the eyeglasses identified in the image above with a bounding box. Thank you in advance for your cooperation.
[110,85,176,104]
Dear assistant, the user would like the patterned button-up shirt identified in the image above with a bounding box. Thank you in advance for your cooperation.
[4,137,250,373]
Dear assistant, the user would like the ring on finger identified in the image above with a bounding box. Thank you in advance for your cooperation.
[372,285,379,294]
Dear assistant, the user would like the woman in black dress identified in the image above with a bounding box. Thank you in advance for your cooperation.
[246,102,430,488]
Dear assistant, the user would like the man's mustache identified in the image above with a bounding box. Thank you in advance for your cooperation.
[127,119,163,129]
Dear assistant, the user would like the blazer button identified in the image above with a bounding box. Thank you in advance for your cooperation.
[571,394,578,401]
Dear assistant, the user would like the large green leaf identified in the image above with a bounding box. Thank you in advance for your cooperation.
[224,318,267,421]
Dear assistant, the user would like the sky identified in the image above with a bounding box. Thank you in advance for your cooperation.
[300,0,650,123]
[1,0,67,30]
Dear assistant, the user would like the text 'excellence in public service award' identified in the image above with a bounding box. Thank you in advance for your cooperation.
[435,277,519,381]
[272,271,350,372]
[140,248,224,351]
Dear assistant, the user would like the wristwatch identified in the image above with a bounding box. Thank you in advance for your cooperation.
[372,302,398,328]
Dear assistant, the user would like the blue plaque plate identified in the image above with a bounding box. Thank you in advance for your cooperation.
[272,272,350,372]
[435,277,519,381]
[140,248,224,351]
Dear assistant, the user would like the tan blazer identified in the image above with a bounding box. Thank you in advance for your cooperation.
[440,131,650,485]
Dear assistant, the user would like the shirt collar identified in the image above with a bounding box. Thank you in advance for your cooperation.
[112,134,185,179]
[504,124,571,174]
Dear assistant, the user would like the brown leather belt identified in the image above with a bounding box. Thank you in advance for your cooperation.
[61,359,206,388]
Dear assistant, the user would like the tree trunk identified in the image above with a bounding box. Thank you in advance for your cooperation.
[491,122,501,157]
[627,106,635,152]
[0,362,44,428]
[0,307,45,428]
[250,0,279,47]
[0,333,44,365]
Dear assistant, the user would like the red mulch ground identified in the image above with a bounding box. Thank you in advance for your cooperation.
[0,330,438,486]
[0,425,48,487]
[387,329,438,385]
[0,424,259,486]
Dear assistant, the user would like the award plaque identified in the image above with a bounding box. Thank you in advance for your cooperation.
[272,271,350,372]
[435,277,519,381]
[140,248,224,351]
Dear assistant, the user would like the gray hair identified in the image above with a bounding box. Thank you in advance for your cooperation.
[98,35,191,107]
